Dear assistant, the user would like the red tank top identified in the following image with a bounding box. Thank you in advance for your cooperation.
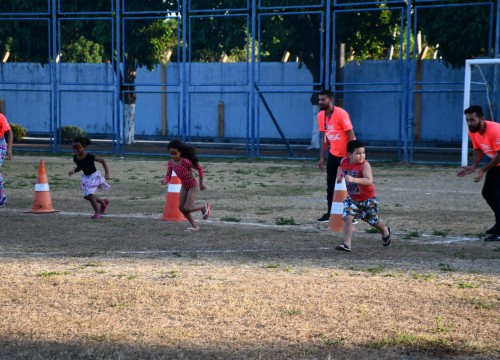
[340,157,376,201]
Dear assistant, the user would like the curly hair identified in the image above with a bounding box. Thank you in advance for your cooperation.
[72,135,91,147]
[167,139,200,167]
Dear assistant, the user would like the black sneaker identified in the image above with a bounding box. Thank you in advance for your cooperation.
[317,213,330,222]
[484,233,500,242]
[485,225,498,235]
[335,243,352,252]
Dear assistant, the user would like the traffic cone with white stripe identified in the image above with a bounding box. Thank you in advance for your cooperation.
[161,170,185,221]
[328,178,348,232]
[26,160,59,214]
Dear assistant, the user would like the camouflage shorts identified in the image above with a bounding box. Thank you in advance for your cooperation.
[342,196,380,225]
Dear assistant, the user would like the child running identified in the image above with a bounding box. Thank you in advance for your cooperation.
[0,112,13,208]
[68,135,110,219]
[335,140,391,252]
[161,139,210,232]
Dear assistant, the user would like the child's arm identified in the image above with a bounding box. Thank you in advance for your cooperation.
[335,166,343,183]
[95,156,110,180]
[68,167,81,176]
[197,163,206,190]
[68,156,81,176]
[5,129,13,160]
[345,161,373,186]
[161,162,173,185]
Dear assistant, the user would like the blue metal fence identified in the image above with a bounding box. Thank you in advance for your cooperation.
[0,0,497,162]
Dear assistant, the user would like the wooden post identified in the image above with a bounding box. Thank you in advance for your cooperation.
[2,51,9,63]
[336,43,346,107]
[161,51,172,137]
[218,101,224,138]
[161,63,167,136]
[281,51,290,62]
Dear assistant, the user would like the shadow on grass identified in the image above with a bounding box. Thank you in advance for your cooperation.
[0,337,490,360]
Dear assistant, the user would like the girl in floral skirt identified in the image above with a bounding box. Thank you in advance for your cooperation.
[68,135,110,219]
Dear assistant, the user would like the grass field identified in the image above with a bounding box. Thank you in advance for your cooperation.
[0,155,498,359]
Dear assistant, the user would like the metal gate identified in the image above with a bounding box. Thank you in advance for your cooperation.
[0,0,497,162]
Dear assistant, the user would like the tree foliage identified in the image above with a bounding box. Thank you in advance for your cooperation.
[0,0,496,86]
[0,0,179,105]
[416,0,494,68]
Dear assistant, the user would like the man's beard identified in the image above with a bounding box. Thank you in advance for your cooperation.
[468,124,481,133]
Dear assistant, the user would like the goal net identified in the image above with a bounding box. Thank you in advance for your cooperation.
[462,58,500,166]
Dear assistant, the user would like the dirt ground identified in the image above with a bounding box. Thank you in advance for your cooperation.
[0,155,498,359]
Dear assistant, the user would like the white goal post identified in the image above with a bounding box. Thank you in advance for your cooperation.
[462,58,500,166]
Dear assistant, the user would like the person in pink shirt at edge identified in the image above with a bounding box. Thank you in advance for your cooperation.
[334,140,391,252]
[457,105,500,242]
[0,112,13,208]
[317,89,356,223]
[161,139,210,232]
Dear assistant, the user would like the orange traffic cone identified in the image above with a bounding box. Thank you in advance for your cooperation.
[26,160,59,214]
[328,178,348,232]
[161,170,185,221]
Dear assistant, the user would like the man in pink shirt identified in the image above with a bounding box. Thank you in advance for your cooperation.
[0,113,13,207]
[457,105,500,241]
[317,89,356,222]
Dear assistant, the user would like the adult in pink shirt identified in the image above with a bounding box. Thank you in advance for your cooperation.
[457,105,500,241]
[316,89,356,222]
[0,113,13,207]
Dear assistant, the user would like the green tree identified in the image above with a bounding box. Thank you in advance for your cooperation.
[416,0,495,68]
[0,0,179,144]
[63,36,106,63]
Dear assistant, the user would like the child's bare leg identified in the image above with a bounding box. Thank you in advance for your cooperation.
[85,194,100,214]
[370,220,389,238]
[185,187,205,213]
[342,215,355,248]
[179,187,200,231]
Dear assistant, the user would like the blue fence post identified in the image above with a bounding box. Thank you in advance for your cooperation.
[51,0,57,153]
[181,0,188,143]
[115,0,121,154]
[251,0,257,158]
[403,2,412,162]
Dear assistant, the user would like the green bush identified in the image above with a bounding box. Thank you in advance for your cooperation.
[9,123,27,143]
[58,125,87,144]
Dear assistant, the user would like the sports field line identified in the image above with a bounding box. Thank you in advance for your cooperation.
[2,207,323,231]
[0,247,337,257]
[2,208,478,245]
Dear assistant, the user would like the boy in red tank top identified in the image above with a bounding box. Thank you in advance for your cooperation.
[335,140,391,252]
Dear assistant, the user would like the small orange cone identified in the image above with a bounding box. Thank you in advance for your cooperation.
[328,178,348,232]
[161,170,185,221]
[26,160,59,214]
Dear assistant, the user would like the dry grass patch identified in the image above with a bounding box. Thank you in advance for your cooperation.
[0,258,499,359]
[0,156,499,359]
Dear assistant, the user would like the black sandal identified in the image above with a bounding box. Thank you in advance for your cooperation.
[382,227,391,247]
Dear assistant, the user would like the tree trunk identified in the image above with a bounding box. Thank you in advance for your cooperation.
[122,64,137,144]
[123,104,136,144]
[307,104,320,149]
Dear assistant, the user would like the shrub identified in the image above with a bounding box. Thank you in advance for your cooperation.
[275,216,296,225]
[58,125,87,144]
[9,123,27,143]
